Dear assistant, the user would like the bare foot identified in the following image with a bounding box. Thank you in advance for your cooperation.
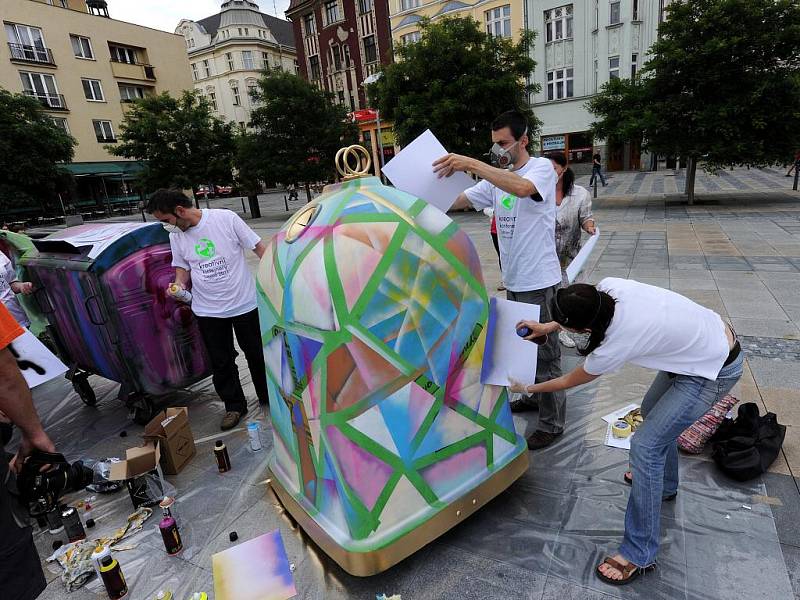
[597,553,630,581]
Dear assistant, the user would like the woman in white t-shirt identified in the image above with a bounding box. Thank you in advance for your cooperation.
[511,278,742,586]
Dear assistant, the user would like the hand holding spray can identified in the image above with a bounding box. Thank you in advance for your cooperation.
[168,283,192,304]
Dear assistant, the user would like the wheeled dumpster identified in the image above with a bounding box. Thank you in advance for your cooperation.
[21,223,211,423]
[257,172,529,576]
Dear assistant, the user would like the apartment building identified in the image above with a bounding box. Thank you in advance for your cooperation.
[176,0,296,127]
[1,0,193,207]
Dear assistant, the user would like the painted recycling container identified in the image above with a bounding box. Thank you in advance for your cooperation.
[257,175,529,576]
[0,230,48,336]
[21,223,210,423]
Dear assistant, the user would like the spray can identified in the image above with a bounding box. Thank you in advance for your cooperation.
[153,592,173,600]
[168,283,192,304]
[99,555,128,599]
[91,544,112,578]
[214,440,231,473]
[247,422,262,451]
[159,515,183,555]
[159,496,179,528]
[62,506,86,542]
[46,506,64,534]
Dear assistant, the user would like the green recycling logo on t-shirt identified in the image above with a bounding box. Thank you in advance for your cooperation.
[500,193,517,211]
[194,238,216,259]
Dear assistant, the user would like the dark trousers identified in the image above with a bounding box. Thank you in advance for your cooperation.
[490,232,501,270]
[196,308,270,413]
[506,284,566,433]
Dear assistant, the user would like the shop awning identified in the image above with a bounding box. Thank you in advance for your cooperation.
[64,161,144,178]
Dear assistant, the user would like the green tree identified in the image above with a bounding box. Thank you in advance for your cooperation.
[369,17,538,158]
[112,91,236,197]
[588,0,800,203]
[246,70,358,201]
[0,88,74,214]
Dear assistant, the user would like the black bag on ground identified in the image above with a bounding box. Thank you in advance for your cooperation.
[710,402,786,481]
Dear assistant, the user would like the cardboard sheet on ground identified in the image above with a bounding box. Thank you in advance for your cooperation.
[381,129,474,213]
[8,328,67,388]
[212,529,296,600]
[480,297,539,386]
[602,403,640,450]
[565,228,600,283]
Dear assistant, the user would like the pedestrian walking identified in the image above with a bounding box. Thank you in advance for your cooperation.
[589,153,607,187]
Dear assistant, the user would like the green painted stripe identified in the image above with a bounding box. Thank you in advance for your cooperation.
[350,222,409,319]
[412,431,489,470]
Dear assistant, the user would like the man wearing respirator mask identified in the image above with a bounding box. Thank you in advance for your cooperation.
[433,110,565,450]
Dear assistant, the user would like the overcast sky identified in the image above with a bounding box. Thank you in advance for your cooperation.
[107,0,292,33]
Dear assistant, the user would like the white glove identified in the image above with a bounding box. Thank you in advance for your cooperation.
[483,207,494,218]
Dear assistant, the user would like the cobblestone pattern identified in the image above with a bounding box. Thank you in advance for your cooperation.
[738,336,800,361]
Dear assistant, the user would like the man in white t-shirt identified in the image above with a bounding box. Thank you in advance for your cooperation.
[147,189,269,431]
[433,110,566,450]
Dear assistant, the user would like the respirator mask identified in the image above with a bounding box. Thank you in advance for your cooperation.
[489,128,527,170]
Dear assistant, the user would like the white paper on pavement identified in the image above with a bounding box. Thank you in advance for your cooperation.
[7,329,68,388]
[381,129,474,213]
[480,297,540,386]
[565,228,600,283]
[602,403,640,450]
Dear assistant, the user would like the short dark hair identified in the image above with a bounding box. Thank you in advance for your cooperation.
[491,110,528,141]
[146,188,192,214]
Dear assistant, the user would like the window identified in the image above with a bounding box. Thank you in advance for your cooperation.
[262,52,270,69]
[400,0,420,10]
[81,78,104,101]
[191,63,199,80]
[659,0,672,23]
[631,53,638,78]
[19,72,63,108]
[5,23,51,63]
[202,59,211,77]
[226,52,235,71]
[632,0,640,20]
[610,1,621,25]
[93,120,115,142]
[485,5,511,38]
[546,68,573,100]
[186,38,195,48]
[242,50,254,70]
[331,45,342,71]
[337,91,345,105]
[208,90,217,111]
[247,81,258,103]
[324,0,340,25]
[238,28,243,36]
[109,45,137,64]
[359,0,372,13]
[609,56,620,79]
[231,85,241,106]
[545,5,573,43]
[594,59,598,92]
[244,28,249,36]
[363,35,377,64]
[50,117,69,133]
[303,13,316,36]
[594,0,599,29]
[343,45,351,67]
[119,84,145,101]
[70,34,93,59]
[400,31,421,45]
[309,55,321,80]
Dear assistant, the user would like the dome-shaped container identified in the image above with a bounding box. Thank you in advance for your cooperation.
[257,176,528,575]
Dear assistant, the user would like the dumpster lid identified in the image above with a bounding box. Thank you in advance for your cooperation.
[36,223,158,259]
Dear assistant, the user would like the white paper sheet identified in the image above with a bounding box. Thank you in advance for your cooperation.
[565,228,600,283]
[601,403,640,450]
[7,329,68,388]
[480,297,540,386]
[46,223,154,259]
[381,129,474,213]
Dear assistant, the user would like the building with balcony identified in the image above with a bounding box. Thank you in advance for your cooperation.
[527,0,673,172]
[286,0,392,111]
[0,0,192,213]
[176,1,296,127]
[390,0,524,48]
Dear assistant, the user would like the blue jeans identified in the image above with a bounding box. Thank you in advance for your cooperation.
[619,351,744,567]
[589,165,607,186]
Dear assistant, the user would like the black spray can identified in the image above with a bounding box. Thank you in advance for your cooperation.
[46,506,64,534]
[159,515,182,555]
[62,506,86,542]
[214,440,231,473]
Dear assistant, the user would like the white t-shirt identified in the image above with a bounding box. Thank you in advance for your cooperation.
[583,278,730,380]
[0,253,29,327]
[169,209,262,318]
[464,157,561,292]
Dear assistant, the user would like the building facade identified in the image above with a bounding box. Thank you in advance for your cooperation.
[176,1,296,128]
[286,0,392,111]
[1,0,193,208]
[527,0,673,172]
[390,0,524,47]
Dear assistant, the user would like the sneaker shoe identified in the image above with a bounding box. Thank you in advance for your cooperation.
[221,410,245,431]
[559,330,577,348]
[526,430,563,450]
[497,281,506,291]
[509,398,538,413]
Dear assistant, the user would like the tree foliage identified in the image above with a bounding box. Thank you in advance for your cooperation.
[112,91,236,191]
[588,0,800,202]
[369,17,539,158]
[245,70,358,198]
[0,88,75,213]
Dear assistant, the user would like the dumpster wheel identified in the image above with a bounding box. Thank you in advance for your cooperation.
[130,395,156,425]
[72,373,97,407]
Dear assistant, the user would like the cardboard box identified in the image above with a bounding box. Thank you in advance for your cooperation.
[108,442,166,509]
[143,407,196,475]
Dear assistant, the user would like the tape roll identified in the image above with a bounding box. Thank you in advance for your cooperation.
[612,420,632,439]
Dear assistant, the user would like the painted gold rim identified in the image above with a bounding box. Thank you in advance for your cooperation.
[268,449,529,576]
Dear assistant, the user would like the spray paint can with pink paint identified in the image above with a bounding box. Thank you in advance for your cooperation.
[159,515,183,555]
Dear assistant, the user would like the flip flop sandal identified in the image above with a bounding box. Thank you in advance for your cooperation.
[596,557,656,586]
[623,472,677,502]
